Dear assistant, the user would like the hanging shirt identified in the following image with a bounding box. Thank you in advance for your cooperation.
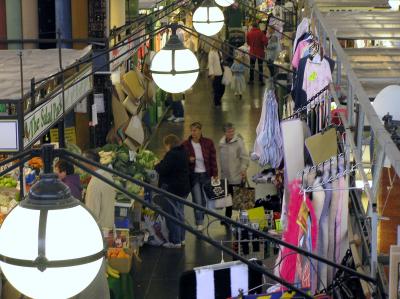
[191,141,206,173]
[302,58,332,101]
[292,39,312,69]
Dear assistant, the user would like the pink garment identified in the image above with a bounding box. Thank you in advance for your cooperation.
[302,58,333,101]
[280,180,318,285]
[292,39,311,69]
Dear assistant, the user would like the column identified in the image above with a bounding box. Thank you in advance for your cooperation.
[6,0,22,49]
[55,0,72,48]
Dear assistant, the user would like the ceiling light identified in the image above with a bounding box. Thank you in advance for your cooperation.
[193,0,225,36]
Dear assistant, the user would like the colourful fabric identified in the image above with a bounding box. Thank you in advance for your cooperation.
[246,27,268,58]
[292,39,311,69]
[183,136,218,178]
[253,89,284,168]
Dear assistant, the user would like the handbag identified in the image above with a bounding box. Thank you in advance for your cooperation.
[232,180,255,210]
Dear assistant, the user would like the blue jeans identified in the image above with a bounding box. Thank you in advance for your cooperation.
[160,183,185,244]
[171,100,184,118]
[191,172,209,225]
[164,198,185,244]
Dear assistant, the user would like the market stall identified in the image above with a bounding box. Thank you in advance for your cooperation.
[0,46,93,215]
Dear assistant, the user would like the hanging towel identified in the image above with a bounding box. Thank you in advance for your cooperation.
[179,261,263,299]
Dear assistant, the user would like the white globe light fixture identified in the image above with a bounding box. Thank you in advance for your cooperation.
[193,0,225,36]
[215,0,234,7]
[0,172,104,299]
[150,24,199,93]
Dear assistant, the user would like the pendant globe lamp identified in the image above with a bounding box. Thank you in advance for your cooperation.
[0,147,104,299]
[150,24,199,93]
[193,0,225,36]
[215,0,234,7]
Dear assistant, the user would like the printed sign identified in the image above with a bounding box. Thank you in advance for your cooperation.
[24,67,92,148]
[50,127,77,144]
[0,120,18,152]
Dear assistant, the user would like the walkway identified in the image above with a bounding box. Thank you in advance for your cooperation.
[132,70,267,298]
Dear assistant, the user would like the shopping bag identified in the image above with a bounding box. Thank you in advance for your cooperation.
[206,179,232,210]
[222,66,233,85]
[203,178,227,200]
[232,180,255,210]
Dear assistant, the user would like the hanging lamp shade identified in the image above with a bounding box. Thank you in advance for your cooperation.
[193,0,225,36]
[215,0,234,7]
[150,28,199,94]
[0,174,104,299]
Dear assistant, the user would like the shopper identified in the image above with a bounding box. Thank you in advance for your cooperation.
[230,52,246,98]
[183,122,218,231]
[266,26,281,78]
[247,22,268,85]
[208,42,225,107]
[166,93,185,123]
[83,150,116,229]
[219,123,249,223]
[155,134,191,248]
[54,159,83,201]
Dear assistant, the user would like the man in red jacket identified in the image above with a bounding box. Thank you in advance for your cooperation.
[247,22,268,85]
[183,122,218,231]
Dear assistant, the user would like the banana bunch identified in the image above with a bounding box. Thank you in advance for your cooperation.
[99,151,116,165]
[107,264,120,279]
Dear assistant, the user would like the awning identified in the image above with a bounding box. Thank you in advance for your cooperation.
[0,46,91,100]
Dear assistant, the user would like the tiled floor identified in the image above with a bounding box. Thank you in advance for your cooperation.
[132,68,271,298]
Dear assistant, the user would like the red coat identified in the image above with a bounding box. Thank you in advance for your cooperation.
[246,28,268,59]
[182,137,218,178]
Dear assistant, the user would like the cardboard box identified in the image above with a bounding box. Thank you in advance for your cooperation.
[108,248,134,273]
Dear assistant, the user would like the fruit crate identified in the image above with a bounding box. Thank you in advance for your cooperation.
[108,248,134,273]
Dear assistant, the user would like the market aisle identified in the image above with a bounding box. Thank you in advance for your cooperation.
[132,70,266,298]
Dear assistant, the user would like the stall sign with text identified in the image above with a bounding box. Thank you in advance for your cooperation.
[24,67,92,148]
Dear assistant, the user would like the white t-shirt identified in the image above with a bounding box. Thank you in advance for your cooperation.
[191,140,206,173]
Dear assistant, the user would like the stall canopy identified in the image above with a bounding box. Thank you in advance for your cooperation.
[0,46,91,100]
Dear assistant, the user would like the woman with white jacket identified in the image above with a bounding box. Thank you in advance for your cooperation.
[219,123,249,223]
[208,44,225,107]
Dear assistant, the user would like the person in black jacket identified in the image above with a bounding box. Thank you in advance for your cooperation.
[155,134,191,248]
